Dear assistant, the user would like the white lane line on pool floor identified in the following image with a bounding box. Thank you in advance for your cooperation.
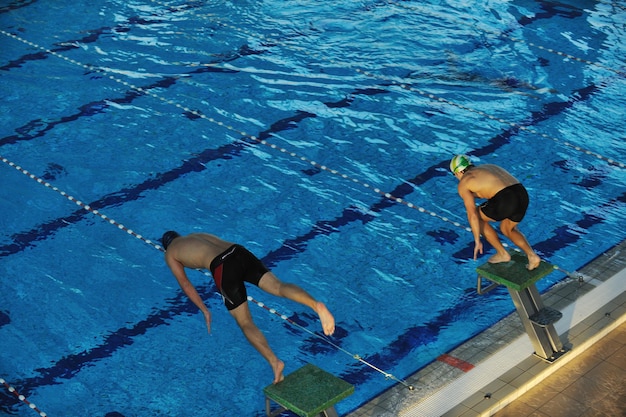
[399,266,626,417]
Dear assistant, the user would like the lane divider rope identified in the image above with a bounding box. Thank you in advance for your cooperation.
[0,29,475,230]
[0,26,623,215]
[247,296,414,390]
[0,378,47,417]
[0,151,590,391]
[0,154,413,390]
[0,29,623,273]
[356,70,626,169]
[0,8,617,398]
[5,28,620,252]
[146,1,626,169]
[391,1,626,78]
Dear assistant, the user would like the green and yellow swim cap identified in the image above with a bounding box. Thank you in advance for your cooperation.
[450,154,471,174]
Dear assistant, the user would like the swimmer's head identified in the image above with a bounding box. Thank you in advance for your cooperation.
[450,154,472,174]
[161,231,181,250]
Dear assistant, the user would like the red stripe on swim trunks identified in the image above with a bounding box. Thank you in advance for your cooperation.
[213,263,223,291]
[437,354,475,372]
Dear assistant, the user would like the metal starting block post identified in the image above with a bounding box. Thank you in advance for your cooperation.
[263,363,354,417]
[476,250,569,363]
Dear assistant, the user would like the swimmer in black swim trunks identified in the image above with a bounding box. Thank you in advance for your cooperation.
[450,155,541,270]
[161,231,335,384]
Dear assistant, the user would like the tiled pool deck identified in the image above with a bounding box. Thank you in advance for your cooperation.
[346,239,626,417]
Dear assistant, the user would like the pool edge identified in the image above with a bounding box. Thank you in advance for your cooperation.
[345,239,626,417]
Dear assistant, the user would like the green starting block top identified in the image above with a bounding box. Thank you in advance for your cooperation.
[263,364,354,417]
[476,250,555,291]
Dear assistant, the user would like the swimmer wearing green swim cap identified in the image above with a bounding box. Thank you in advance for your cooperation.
[450,155,541,270]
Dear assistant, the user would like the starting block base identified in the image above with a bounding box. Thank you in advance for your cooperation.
[264,363,354,417]
[475,251,555,292]
[476,250,568,362]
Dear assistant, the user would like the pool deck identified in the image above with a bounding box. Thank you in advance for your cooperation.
[346,239,626,417]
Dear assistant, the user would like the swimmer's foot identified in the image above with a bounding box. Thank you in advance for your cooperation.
[315,301,335,336]
[488,252,511,264]
[272,360,285,384]
[527,254,541,271]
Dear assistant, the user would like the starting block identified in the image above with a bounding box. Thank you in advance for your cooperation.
[264,363,354,417]
[476,250,555,293]
[476,250,568,363]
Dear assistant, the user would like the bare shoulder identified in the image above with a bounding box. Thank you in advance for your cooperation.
[188,232,217,240]
[459,166,502,199]
[188,233,230,245]
[479,164,508,175]
[163,243,181,264]
[460,167,483,183]
[165,233,229,269]
[479,164,518,184]
[457,173,476,194]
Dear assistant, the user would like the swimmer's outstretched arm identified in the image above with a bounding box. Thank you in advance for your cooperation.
[166,257,212,334]
[458,184,483,260]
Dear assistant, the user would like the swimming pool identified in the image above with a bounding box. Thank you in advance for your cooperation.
[1,1,624,415]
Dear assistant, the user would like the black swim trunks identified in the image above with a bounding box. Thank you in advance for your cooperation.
[479,183,529,223]
[209,244,269,310]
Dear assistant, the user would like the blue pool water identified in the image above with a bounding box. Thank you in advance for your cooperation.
[1,1,625,416]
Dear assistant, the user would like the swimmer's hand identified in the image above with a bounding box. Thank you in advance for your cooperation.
[203,310,212,334]
[473,241,483,260]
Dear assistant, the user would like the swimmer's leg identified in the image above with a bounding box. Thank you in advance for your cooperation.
[500,220,541,270]
[259,272,335,336]
[229,301,284,384]
[479,213,511,263]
